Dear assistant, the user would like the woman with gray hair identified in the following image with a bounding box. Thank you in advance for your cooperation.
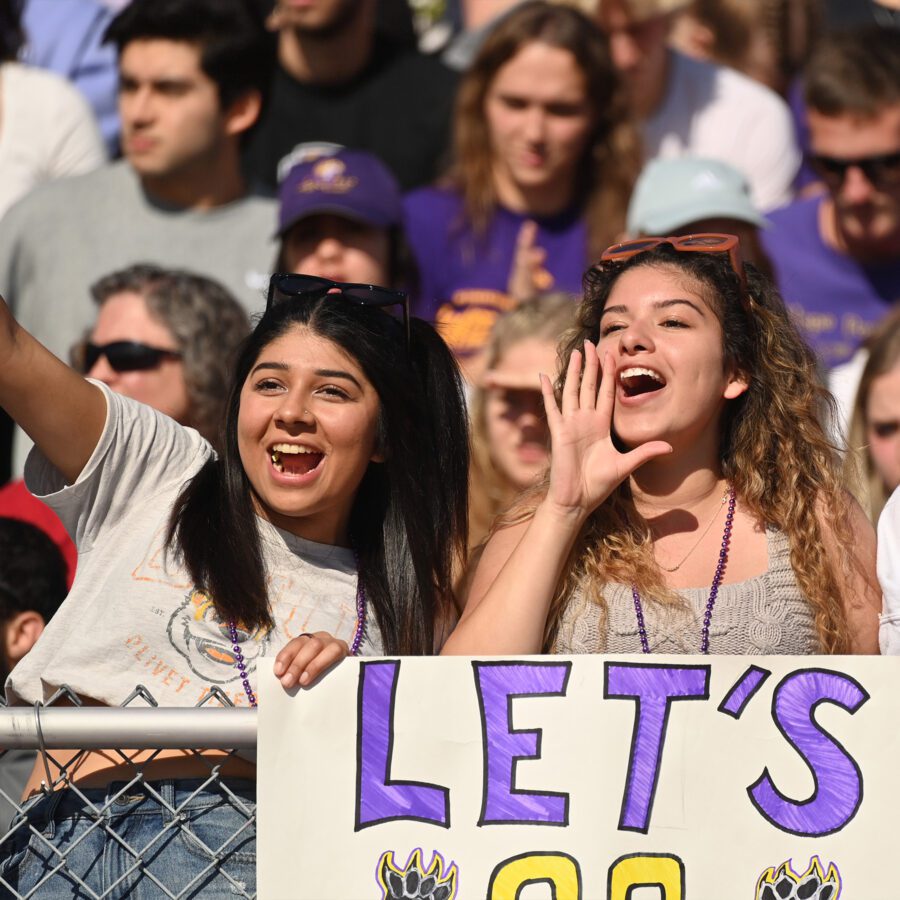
[72,263,251,448]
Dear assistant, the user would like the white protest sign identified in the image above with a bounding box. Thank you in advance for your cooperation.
[258,656,896,899]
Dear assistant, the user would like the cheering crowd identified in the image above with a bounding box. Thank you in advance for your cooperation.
[0,0,899,894]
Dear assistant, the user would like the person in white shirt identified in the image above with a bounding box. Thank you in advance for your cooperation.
[595,0,801,212]
[0,0,105,218]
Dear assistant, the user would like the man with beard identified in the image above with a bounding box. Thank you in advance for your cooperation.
[762,26,900,370]
[242,0,457,191]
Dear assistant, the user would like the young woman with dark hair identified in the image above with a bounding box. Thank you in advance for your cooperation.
[167,277,468,651]
[0,274,468,894]
[443,235,880,658]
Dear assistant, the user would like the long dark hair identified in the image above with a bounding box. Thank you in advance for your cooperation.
[0,0,23,62]
[166,293,469,655]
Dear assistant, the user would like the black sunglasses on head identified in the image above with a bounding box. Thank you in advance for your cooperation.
[266,273,411,348]
[83,341,182,373]
[810,149,900,189]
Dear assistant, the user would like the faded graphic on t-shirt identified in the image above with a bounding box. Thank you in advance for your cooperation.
[167,588,272,685]
[7,389,380,709]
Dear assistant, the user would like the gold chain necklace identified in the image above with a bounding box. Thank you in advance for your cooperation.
[655,486,730,574]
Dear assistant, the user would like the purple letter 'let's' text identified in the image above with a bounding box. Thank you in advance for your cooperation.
[605,663,709,833]
[474,662,571,826]
[356,661,449,830]
[748,669,868,836]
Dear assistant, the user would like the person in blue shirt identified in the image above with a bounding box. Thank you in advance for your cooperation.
[21,0,119,155]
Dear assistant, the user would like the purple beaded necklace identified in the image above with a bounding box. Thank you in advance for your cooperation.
[228,546,368,707]
[632,485,736,655]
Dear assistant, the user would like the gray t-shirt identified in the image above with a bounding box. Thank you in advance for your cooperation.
[0,161,276,361]
[6,384,383,708]
[646,50,800,212]
[0,161,277,475]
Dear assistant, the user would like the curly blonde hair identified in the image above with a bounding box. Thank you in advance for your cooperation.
[506,245,857,653]
[447,0,641,261]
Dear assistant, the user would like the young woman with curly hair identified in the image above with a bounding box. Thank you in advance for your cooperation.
[443,235,880,657]
[404,0,640,372]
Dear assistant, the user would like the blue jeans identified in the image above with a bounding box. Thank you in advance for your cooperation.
[0,778,256,898]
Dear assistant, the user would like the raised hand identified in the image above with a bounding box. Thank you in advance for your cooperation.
[507,220,554,304]
[0,292,107,484]
[540,340,671,518]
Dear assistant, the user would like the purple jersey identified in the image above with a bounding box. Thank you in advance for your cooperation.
[403,186,588,357]
[761,195,900,368]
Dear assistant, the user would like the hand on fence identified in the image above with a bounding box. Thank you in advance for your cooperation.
[273,632,349,688]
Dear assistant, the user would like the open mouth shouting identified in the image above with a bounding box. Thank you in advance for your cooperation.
[270,442,325,478]
[618,366,666,400]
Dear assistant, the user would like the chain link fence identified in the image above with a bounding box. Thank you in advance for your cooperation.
[0,686,257,899]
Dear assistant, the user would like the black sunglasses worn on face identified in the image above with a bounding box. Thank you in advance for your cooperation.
[83,341,183,373]
[266,273,411,349]
[810,150,900,190]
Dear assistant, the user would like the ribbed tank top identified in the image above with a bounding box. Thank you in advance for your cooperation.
[554,529,819,655]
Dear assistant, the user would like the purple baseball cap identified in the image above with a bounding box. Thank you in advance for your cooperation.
[276,148,403,237]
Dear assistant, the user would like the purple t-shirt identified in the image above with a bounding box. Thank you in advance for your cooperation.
[403,186,588,357]
[761,195,900,368]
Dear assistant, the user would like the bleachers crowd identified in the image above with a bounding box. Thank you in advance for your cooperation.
[0,0,899,894]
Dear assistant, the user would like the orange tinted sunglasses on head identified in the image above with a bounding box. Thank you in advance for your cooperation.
[598,233,747,292]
